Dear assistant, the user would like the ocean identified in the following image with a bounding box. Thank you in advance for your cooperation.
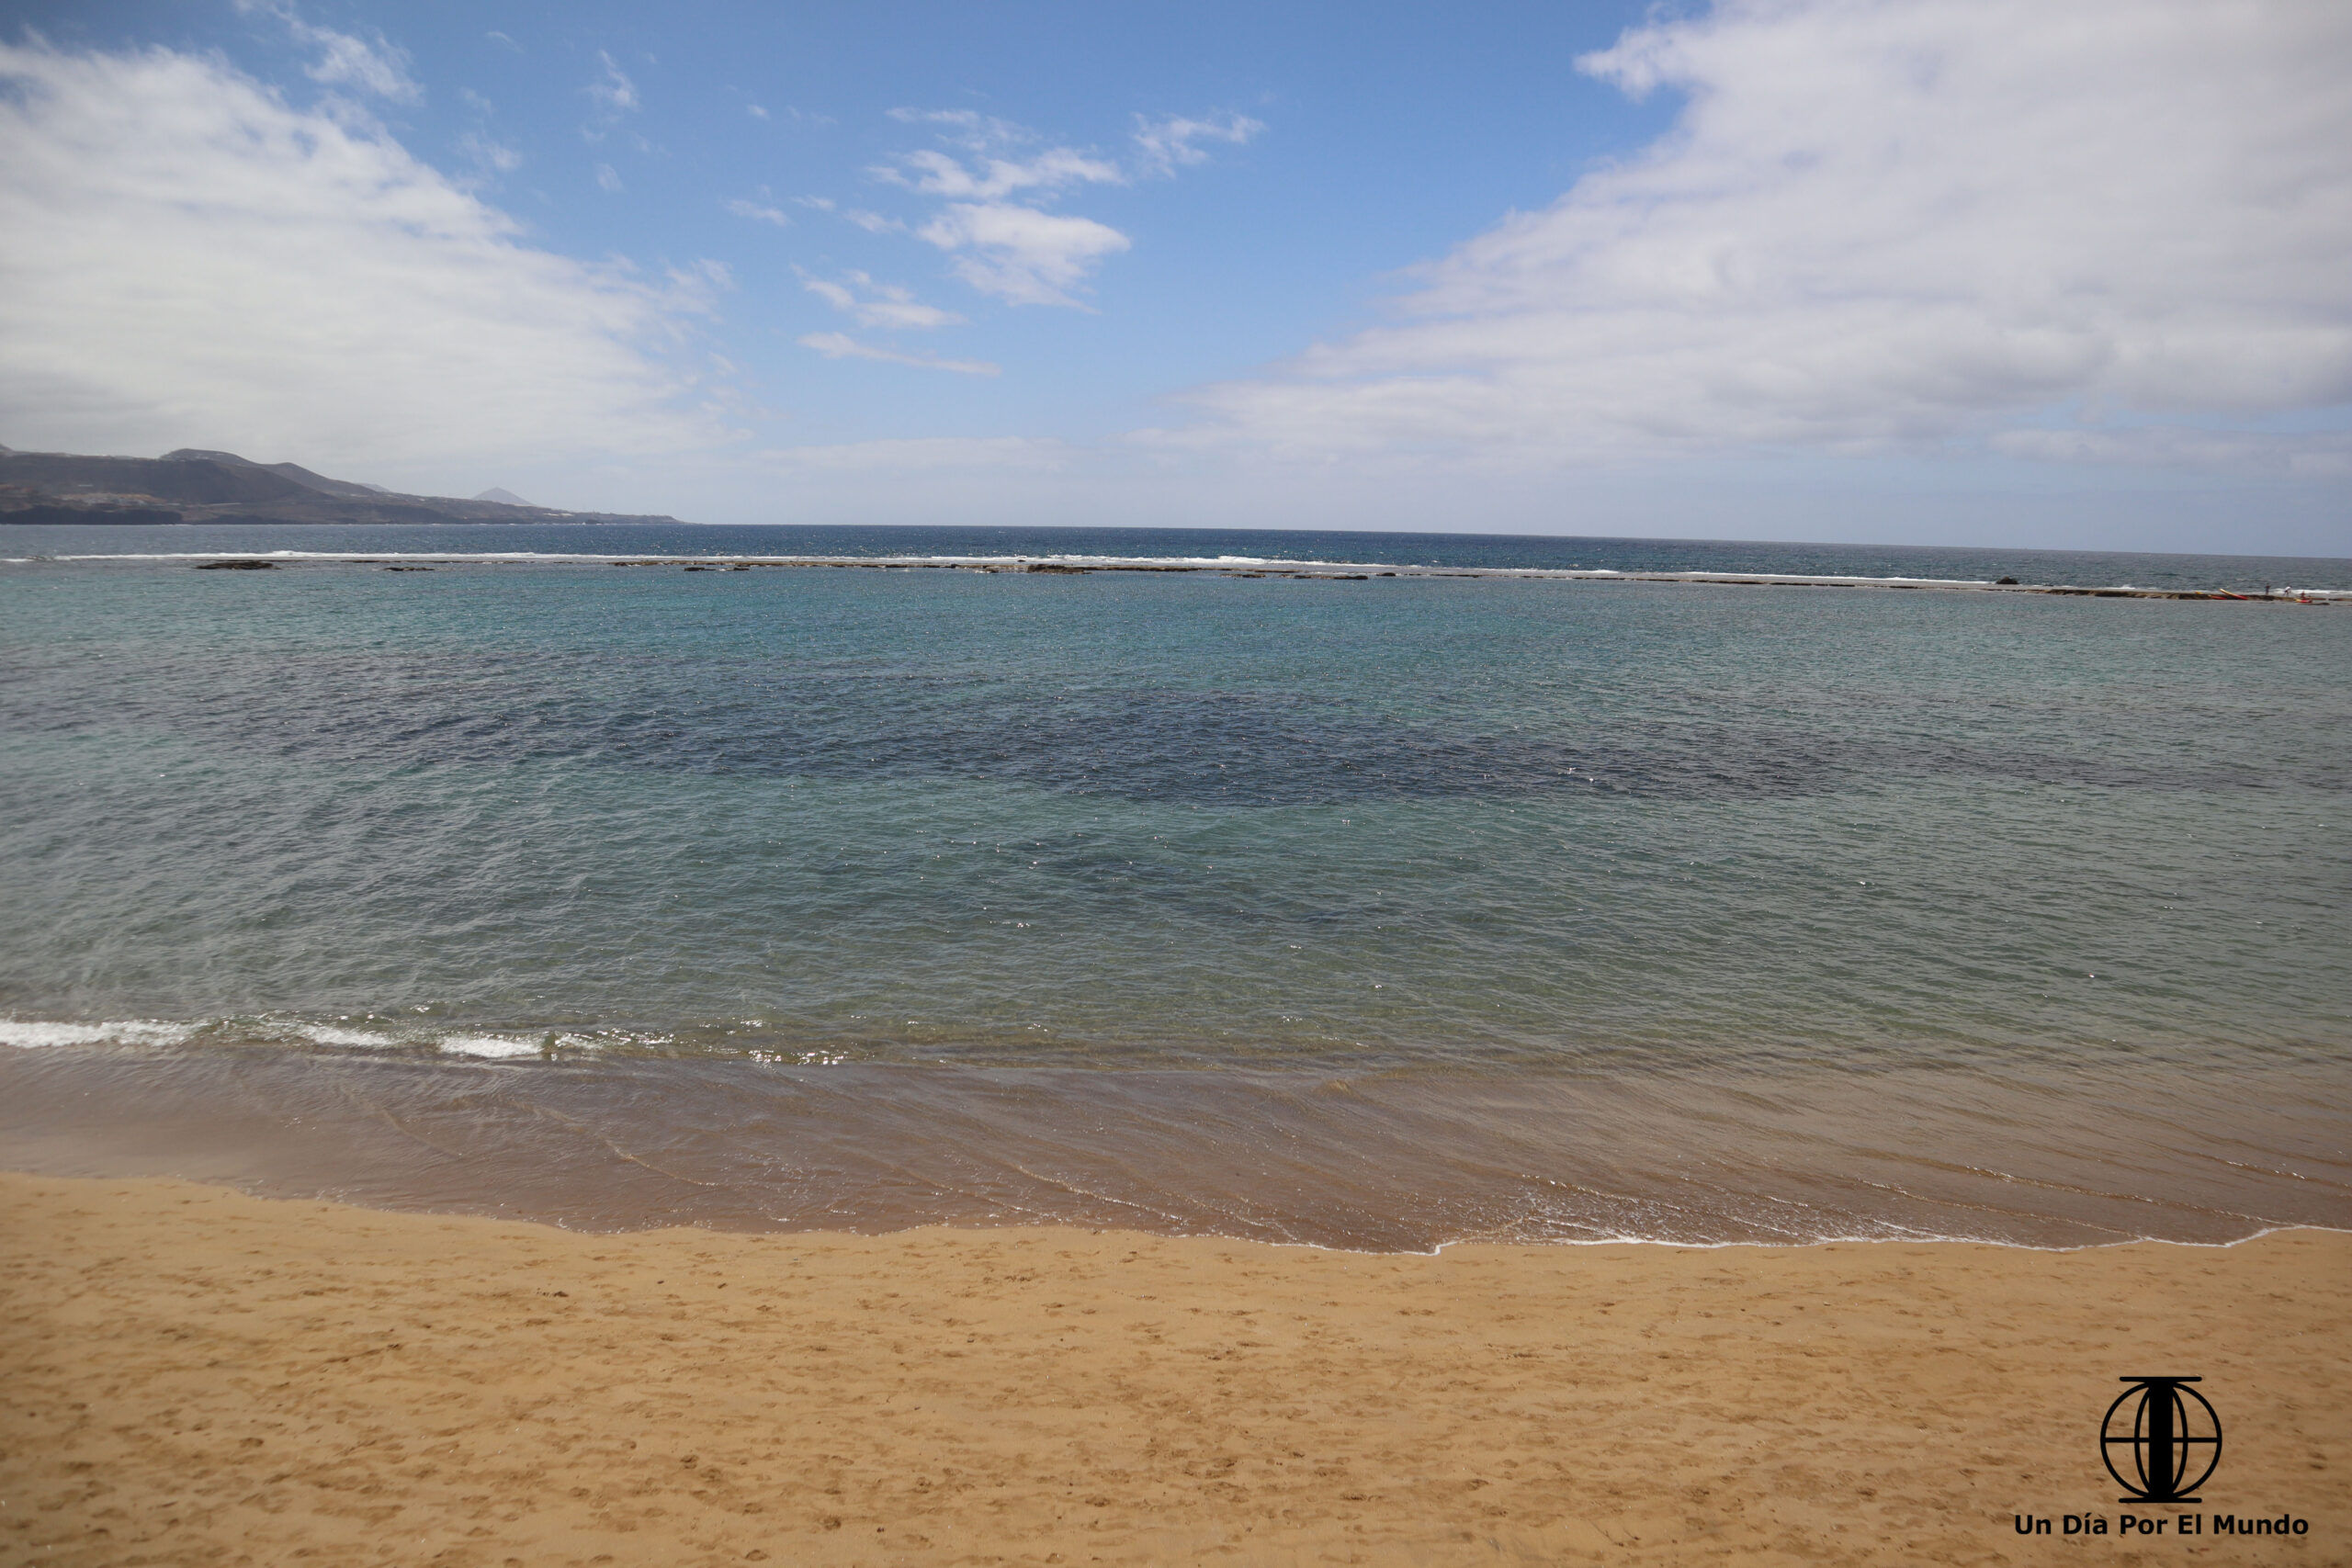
[2,522,2346,1248]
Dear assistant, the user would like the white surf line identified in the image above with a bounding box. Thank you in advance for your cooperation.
[25,549,2346,599]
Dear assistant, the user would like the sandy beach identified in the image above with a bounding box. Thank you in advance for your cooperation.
[1,1173,2343,1565]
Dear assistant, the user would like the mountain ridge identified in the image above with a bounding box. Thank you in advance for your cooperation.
[0,446,683,526]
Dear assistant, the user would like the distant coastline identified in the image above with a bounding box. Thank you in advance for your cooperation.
[0,443,678,527]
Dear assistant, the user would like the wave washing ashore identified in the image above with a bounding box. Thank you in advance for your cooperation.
[1,523,2346,1253]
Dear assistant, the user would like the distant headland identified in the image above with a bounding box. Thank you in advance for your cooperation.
[0,445,680,526]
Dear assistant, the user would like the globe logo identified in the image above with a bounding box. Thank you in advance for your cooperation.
[2101,1377,2222,1504]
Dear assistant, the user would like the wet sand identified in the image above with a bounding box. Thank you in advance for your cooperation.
[10,1051,2346,1250]
[2,1171,2344,1566]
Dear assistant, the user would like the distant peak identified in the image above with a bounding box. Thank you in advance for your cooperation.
[163,447,252,464]
[473,486,532,505]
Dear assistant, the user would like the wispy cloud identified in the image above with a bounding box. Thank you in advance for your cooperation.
[876,111,1124,201]
[883,143,1124,199]
[0,39,727,468]
[456,130,522,176]
[797,333,999,376]
[802,271,962,330]
[1132,111,1261,175]
[588,51,638,113]
[449,90,520,184]
[725,197,789,227]
[594,162,622,193]
[583,49,638,139]
[1182,0,2352,472]
[858,106,1256,309]
[869,112,1130,307]
[237,0,419,101]
[915,203,1130,309]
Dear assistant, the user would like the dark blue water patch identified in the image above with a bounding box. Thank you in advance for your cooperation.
[1,642,2307,806]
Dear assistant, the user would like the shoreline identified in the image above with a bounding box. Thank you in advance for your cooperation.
[5,1149,2343,1260]
[5,1171,2345,1565]
[6,1048,2345,1251]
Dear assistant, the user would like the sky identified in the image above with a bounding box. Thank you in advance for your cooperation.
[0,0,2347,554]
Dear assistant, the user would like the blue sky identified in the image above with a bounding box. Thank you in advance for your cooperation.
[2,0,2347,552]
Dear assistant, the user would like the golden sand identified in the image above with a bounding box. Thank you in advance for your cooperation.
[1,1171,2343,1565]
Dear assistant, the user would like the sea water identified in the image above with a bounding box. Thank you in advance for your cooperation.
[2,524,2346,1247]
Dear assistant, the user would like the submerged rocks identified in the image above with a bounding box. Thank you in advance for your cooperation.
[193,559,277,570]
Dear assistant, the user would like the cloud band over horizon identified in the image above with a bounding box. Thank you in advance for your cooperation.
[1182,0,2352,479]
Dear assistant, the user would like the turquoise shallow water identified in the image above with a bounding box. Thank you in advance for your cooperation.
[1,526,2346,1245]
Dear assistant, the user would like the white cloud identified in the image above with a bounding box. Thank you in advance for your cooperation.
[726,197,789,226]
[594,162,623,193]
[870,112,1131,307]
[864,106,1254,309]
[1132,111,1261,175]
[1185,0,2352,471]
[0,39,729,470]
[879,144,1123,201]
[300,30,415,100]
[747,103,769,120]
[884,107,1020,143]
[802,271,963,330]
[238,0,420,102]
[797,333,998,376]
[916,203,1130,308]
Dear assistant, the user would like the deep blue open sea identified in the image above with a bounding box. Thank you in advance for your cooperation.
[2,523,2346,1247]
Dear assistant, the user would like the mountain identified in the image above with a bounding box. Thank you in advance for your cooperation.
[0,446,683,526]
[163,449,395,500]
